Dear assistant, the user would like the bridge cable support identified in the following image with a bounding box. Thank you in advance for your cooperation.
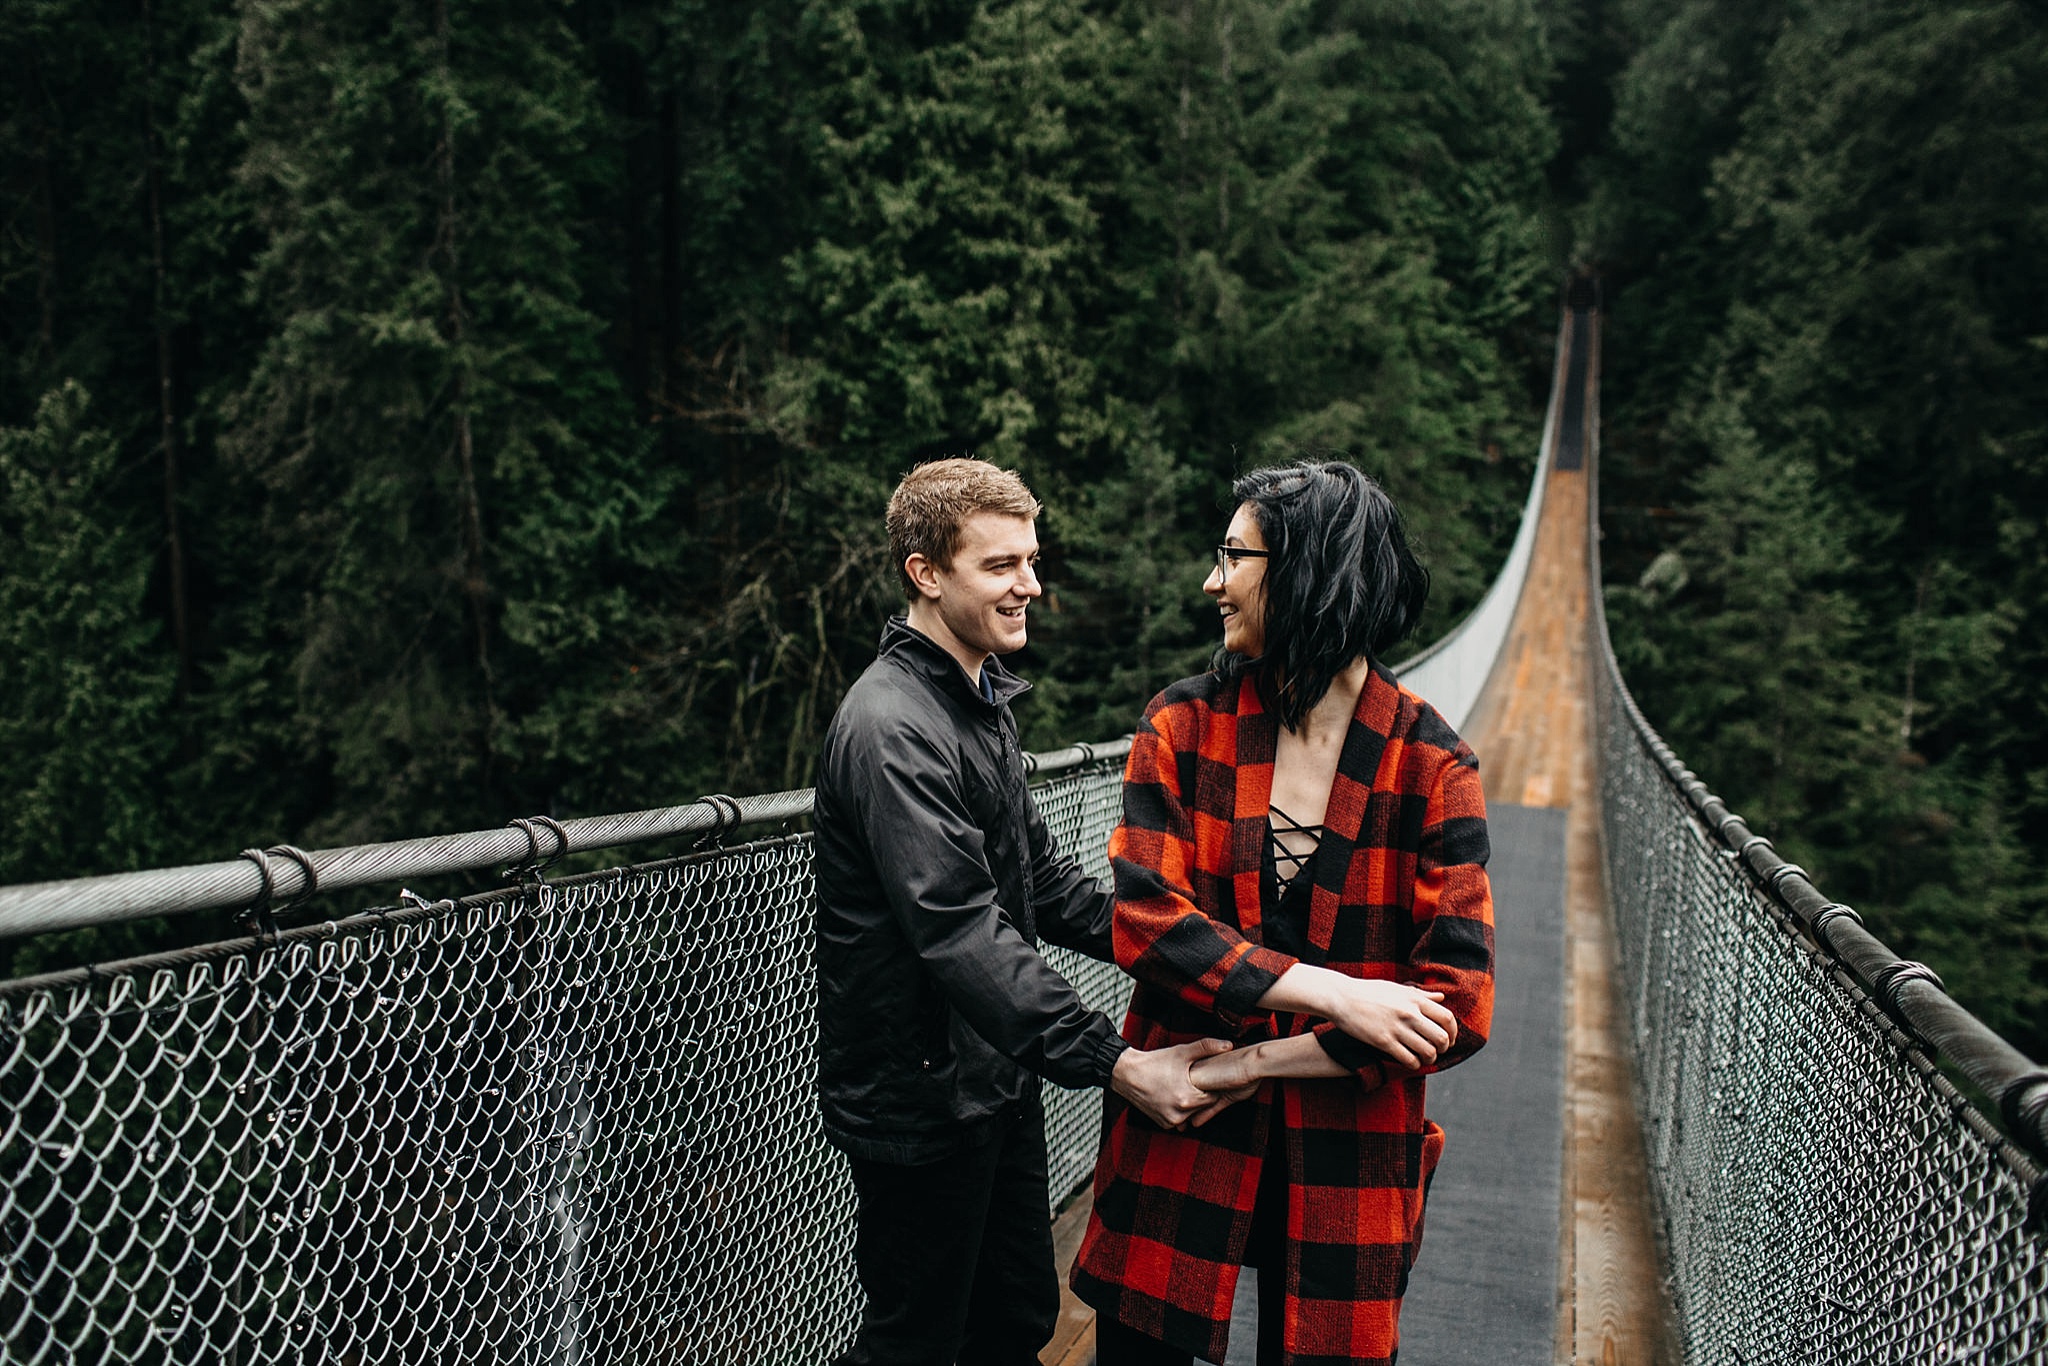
[1868,959,1946,1031]
[1761,863,1807,897]
[1806,902,1864,936]
[692,794,744,849]
[236,844,317,941]
[505,815,570,884]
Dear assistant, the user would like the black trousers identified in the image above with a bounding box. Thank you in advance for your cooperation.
[831,1091,1060,1366]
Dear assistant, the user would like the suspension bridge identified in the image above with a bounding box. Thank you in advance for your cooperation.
[1,302,2043,1365]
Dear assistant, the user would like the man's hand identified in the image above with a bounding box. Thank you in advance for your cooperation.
[1110,1038,1232,1129]
[1318,978,1458,1068]
[1185,1047,1263,1128]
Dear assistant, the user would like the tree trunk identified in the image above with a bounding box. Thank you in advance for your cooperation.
[433,0,496,794]
[658,86,682,474]
[26,46,58,360]
[143,0,192,703]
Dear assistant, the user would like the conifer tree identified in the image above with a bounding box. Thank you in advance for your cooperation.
[226,0,645,840]
[0,385,176,886]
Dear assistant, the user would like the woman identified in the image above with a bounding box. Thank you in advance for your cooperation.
[1072,461,1495,1366]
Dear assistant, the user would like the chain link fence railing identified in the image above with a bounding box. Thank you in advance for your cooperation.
[1590,512,2048,1362]
[0,752,1132,1366]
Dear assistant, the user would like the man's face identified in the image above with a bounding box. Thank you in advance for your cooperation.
[922,511,1042,661]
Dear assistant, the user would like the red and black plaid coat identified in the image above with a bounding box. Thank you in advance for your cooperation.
[1072,664,1495,1366]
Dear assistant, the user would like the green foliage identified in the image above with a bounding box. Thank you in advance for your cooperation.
[0,385,176,882]
[1590,0,2048,1053]
[0,0,1557,972]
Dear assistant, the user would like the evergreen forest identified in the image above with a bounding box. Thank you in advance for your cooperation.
[2,0,2042,1055]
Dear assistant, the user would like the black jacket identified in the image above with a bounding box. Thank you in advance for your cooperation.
[813,616,1129,1162]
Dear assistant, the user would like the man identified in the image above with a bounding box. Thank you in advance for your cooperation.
[814,458,1228,1366]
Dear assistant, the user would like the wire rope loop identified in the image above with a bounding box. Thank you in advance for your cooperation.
[1870,959,1946,1022]
[238,846,281,942]
[505,815,571,883]
[1763,862,1807,896]
[693,794,743,849]
[1997,1069,2048,1141]
[265,844,320,913]
[1810,902,1863,933]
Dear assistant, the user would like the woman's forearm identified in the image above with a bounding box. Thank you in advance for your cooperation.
[1255,962,1457,1070]
[1241,1033,1350,1078]
[1255,962,1345,1017]
[1190,1031,1348,1092]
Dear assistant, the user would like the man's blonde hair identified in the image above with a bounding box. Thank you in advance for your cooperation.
[886,458,1042,595]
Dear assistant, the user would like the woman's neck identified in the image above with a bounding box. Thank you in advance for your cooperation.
[1283,656,1372,743]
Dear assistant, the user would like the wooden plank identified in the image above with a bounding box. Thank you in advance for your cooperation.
[1042,1189,1098,1366]
[1461,311,1678,1365]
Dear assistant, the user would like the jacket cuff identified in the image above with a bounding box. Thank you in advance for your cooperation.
[1313,1021,1392,1089]
[1092,1030,1133,1088]
[1212,944,1296,1027]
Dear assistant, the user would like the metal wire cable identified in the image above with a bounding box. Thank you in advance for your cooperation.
[0,741,1131,943]
[0,756,1132,1366]
[1585,388,2047,1363]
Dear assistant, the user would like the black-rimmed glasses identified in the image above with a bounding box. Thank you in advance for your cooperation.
[1214,545,1271,579]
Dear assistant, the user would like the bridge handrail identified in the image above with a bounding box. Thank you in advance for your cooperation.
[1582,388,2048,1179]
[1389,315,1567,728]
[0,738,1133,944]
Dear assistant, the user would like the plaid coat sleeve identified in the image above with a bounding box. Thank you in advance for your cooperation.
[1311,733,1495,1080]
[1108,687,1300,1030]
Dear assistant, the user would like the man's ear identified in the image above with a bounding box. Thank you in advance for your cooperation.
[904,553,945,602]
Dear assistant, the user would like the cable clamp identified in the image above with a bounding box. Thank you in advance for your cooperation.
[693,794,743,848]
[1998,1069,2048,1142]
[1809,902,1863,936]
[239,843,321,941]
[238,847,281,942]
[1762,862,1807,898]
[506,815,570,883]
[267,844,319,912]
[1870,959,1945,1019]
[1737,834,1776,861]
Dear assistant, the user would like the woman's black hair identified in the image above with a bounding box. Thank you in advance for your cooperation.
[1217,460,1430,730]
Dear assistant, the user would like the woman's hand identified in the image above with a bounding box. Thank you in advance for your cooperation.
[1319,977,1456,1068]
[1257,964,1458,1069]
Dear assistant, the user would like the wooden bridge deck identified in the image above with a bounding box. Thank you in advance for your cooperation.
[1462,308,1676,1365]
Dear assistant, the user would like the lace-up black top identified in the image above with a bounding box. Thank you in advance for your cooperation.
[1260,803,1325,958]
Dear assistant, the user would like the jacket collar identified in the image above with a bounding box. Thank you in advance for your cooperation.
[879,614,1032,710]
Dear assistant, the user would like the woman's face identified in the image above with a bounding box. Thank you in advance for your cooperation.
[1203,502,1268,657]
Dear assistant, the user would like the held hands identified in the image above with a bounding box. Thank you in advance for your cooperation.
[1114,976,1460,1133]
[1110,1038,1233,1129]
[1185,1048,1263,1128]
